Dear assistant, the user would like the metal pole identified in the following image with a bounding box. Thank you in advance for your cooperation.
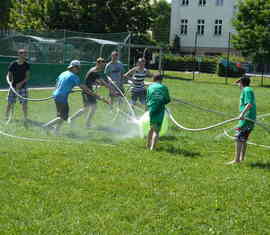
[192,32,198,80]
[127,32,132,69]
[225,32,231,85]
[158,48,163,74]
[63,29,66,64]
[261,58,264,87]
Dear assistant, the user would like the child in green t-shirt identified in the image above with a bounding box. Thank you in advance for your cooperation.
[227,76,256,164]
[146,74,171,150]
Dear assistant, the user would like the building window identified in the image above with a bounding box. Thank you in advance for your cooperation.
[216,0,223,6]
[199,0,206,7]
[180,19,188,35]
[214,19,222,35]
[181,0,189,6]
[197,19,205,35]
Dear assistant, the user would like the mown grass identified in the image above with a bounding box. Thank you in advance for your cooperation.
[0,71,270,234]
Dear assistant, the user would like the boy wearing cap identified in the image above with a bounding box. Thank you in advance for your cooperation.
[43,60,108,134]
[146,74,171,150]
[227,76,256,164]
[5,49,30,122]
[68,57,109,127]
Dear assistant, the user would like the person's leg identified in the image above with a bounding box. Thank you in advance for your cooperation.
[5,103,14,121]
[43,101,68,134]
[69,108,86,122]
[131,92,137,108]
[150,128,159,151]
[6,89,16,121]
[240,142,248,161]
[147,128,154,149]
[227,141,242,164]
[43,117,61,128]
[139,91,146,106]
[22,103,28,120]
[86,103,96,128]
[19,88,28,120]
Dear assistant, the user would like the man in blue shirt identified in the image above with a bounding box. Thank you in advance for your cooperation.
[43,60,108,134]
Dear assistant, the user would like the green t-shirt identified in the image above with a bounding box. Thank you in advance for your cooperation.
[238,86,256,129]
[146,82,171,113]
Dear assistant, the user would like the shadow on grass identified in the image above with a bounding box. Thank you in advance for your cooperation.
[249,162,270,170]
[160,135,178,141]
[159,144,201,158]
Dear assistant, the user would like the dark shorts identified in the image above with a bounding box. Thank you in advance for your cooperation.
[131,89,146,105]
[82,93,97,106]
[7,87,28,104]
[55,100,69,121]
[235,126,252,142]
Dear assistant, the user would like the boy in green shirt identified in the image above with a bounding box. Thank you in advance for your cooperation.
[146,74,171,150]
[227,76,256,164]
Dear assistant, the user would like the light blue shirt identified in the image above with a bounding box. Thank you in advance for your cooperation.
[53,71,80,103]
[104,61,125,85]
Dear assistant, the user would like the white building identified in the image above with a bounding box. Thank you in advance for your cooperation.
[170,0,238,55]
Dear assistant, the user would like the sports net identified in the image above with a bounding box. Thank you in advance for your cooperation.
[0,30,130,64]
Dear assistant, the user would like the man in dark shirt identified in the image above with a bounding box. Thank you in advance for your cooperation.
[68,57,110,128]
[6,49,30,121]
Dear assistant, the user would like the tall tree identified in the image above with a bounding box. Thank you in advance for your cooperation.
[151,0,171,45]
[0,0,12,29]
[9,0,152,34]
[233,0,270,62]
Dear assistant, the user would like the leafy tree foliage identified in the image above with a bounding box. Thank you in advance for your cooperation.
[0,0,11,29]
[233,0,270,62]
[9,0,152,34]
[151,0,171,45]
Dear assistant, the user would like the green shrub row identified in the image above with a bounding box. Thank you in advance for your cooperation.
[150,54,246,76]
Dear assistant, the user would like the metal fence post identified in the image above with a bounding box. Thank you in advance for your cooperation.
[192,32,198,80]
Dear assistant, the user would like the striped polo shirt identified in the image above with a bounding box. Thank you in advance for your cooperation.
[131,68,147,93]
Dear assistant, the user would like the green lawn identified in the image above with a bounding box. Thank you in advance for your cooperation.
[0,71,270,234]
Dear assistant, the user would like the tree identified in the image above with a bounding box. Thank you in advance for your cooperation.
[0,0,11,29]
[233,0,270,62]
[151,0,171,45]
[9,0,152,34]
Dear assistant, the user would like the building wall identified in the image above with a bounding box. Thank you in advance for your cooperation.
[170,0,237,54]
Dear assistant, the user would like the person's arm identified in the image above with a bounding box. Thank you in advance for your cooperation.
[6,62,14,84]
[163,86,171,105]
[6,71,13,83]
[123,67,136,79]
[79,84,110,104]
[239,103,253,120]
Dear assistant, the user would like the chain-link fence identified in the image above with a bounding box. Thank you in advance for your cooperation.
[0,29,130,65]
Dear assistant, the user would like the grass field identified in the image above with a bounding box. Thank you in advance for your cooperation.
[1,71,270,234]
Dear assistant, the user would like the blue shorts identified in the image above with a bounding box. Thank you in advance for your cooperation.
[235,126,252,142]
[7,88,28,104]
[131,90,146,105]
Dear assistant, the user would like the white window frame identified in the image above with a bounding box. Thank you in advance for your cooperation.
[197,19,205,35]
[181,0,189,6]
[198,0,206,7]
[214,19,223,36]
[216,0,224,6]
[180,19,188,35]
